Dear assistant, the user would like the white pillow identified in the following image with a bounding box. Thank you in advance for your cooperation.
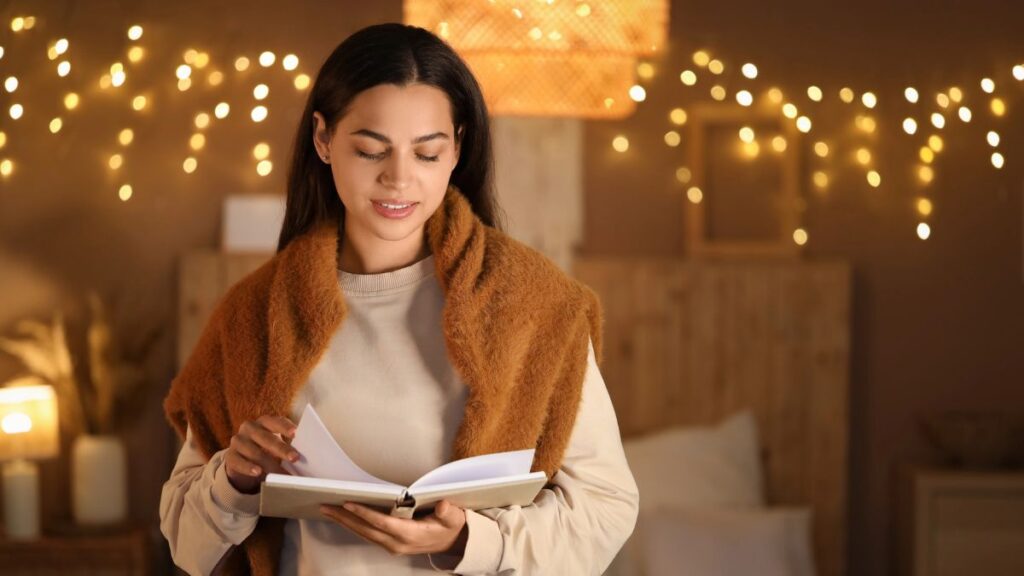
[623,410,764,511]
[639,507,816,576]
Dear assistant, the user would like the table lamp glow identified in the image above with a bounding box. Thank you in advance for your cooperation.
[0,384,59,540]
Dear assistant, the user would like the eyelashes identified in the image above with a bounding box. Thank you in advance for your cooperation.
[355,150,440,163]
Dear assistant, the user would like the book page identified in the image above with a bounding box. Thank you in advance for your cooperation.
[408,449,536,490]
[282,404,401,488]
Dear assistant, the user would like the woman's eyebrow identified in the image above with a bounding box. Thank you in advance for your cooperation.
[349,129,449,144]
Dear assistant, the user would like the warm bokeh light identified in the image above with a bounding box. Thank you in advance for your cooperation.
[918,165,934,183]
[118,184,133,201]
[708,59,724,75]
[693,50,710,67]
[991,152,1005,169]
[49,117,62,134]
[987,131,1000,147]
[612,135,629,153]
[917,223,931,240]
[904,87,919,103]
[948,86,963,103]
[861,92,877,108]
[991,98,1006,116]
[736,90,753,106]
[669,108,687,125]
[958,106,972,122]
[916,198,933,216]
[128,46,144,63]
[867,170,881,188]
[132,95,147,111]
[0,158,12,177]
[259,51,276,67]
[936,93,950,108]
[919,147,935,164]
[283,54,300,71]
[294,74,311,90]
[256,159,273,176]
[710,85,726,101]
[980,78,995,93]
[235,56,250,71]
[127,25,143,41]
[190,133,206,151]
[9,103,23,120]
[675,166,691,183]
[108,154,123,170]
[194,112,210,129]
[215,102,230,119]
[839,87,855,103]
[679,70,697,86]
[930,113,945,129]
[793,228,808,246]
[903,118,917,135]
[253,142,270,160]
[813,171,829,189]
[767,88,784,104]
[814,142,829,157]
[796,116,812,133]
[807,86,823,102]
[686,186,703,204]
[176,64,192,80]
[628,85,646,102]
[782,103,798,119]
[183,157,198,174]
[739,126,755,143]
[664,131,681,147]
[741,63,758,79]
[251,105,268,122]
[928,135,944,152]
[771,136,788,153]
[637,62,655,80]
[856,148,872,166]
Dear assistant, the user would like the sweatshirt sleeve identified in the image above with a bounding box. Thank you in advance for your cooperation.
[159,424,262,576]
[428,337,640,575]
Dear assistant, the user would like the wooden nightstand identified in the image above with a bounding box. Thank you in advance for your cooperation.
[0,526,150,575]
[899,467,1024,576]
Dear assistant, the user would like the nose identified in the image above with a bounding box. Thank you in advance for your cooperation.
[379,153,412,191]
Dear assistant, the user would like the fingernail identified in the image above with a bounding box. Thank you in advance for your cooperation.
[251,466,261,475]
[289,452,300,462]
[342,502,354,511]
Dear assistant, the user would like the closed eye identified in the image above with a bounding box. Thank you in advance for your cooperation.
[356,150,440,163]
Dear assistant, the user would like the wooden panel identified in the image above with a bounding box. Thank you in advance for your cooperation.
[177,251,271,369]
[574,257,851,576]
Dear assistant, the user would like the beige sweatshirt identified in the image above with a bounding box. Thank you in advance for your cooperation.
[159,253,639,575]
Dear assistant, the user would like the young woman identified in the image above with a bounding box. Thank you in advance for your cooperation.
[160,23,638,575]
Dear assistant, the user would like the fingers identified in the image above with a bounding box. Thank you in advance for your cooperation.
[257,415,298,437]
[240,419,300,463]
[225,448,263,477]
[229,433,289,475]
[320,505,408,553]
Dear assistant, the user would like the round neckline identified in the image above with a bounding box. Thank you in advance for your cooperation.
[338,254,436,295]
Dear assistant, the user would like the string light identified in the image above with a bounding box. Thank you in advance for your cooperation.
[867,170,881,187]
[710,85,726,101]
[283,54,300,71]
[108,154,123,170]
[813,171,829,189]
[991,98,1006,116]
[905,87,919,103]
[118,184,133,201]
[675,166,692,183]
[814,142,829,157]
[987,131,1000,147]
[807,86,823,102]
[917,223,930,240]
[0,132,6,149]
[64,92,79,110]
[669,108,687,125]
[0,159,12,177]
[49,118,63,134]
[980,78,995,93]
[183,157,198,174]
[861,92,877,108]
[612,135,629,152]
[1014,65,1024,81]
[235,57,250,71]
[741,63,758,79]
[127,25,143,41]
[903,118,918,134]
[936,93,950,108]
[736,90,753,106]
[930,113,945,129]
[958,106,972,122]
[793,228,808,246]
[208,71,223,86]
[693,50,710,67]
[57,61,71,77]
[856,148,872,166]
[253,143,270,160]
[628,85,646,102]
[708,59,724,75]
[259,51,276,67]
[256,159,273,176]
[948,86,963,103]
[796,116,812,133]
[782,103,798,119]
[739,127,755,143]
[9,104,23,120]
[771,136,788,153]
[637,62,655,80]
[918,165,935,183]
[928,135,944,152]
[4,77,17,92]
[194,112,210,129]
[132,95,147,111]
[118,128,134,146]
[128,47,144,63]
[839,87,855,103]
[767,88,784,104]
[686,186,703,204]
[215,102,230,119]
[294,74,311,90]
[991,152,1005,169]
[664,131,681,147]
[189,133,206,150]
[176,65,192,80]
[679,70,697,86]
[917,198,933,216]
[920,147,935,164]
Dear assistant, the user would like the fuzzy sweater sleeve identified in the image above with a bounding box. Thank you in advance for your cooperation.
[427,337,640,575]
[159,425,262,576]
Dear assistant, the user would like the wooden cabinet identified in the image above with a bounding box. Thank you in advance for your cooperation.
[0,527,150,575]
[900,467,1024,576]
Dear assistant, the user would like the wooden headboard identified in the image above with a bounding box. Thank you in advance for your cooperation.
[573,257,850,576]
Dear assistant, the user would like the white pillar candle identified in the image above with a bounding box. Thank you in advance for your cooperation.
[2,459,40,540]
[72,435,127,525]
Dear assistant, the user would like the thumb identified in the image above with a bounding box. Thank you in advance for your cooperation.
[435,500,461,526]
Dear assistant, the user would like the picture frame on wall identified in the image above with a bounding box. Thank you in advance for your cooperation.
[685,102,804,258]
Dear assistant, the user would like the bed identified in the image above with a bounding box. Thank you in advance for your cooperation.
[572,257,851,576]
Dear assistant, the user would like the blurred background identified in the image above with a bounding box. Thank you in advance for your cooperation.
[0,1,1022,575]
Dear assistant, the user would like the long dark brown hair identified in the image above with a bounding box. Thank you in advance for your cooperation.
[277,23,502,252]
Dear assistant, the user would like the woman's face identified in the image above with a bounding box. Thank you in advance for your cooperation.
[313,83,460,255]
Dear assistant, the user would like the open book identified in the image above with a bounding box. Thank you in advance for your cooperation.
[259,404,549,520]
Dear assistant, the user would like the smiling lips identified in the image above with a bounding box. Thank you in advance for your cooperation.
[371,199,418,219]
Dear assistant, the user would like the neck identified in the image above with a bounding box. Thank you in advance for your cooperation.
[337,223,431,275]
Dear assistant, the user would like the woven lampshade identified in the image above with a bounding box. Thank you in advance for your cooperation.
[404,0,669,118]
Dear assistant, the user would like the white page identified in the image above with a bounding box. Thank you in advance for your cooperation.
[408,449,536,490]
[282,404,400,488]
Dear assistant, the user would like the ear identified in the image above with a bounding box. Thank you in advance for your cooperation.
[452,126,463,169]
[312,111,331,158]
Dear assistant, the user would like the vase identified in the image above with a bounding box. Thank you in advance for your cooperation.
[71,434,127,525]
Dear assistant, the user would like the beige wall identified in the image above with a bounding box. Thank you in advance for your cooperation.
[0,1,1021,574]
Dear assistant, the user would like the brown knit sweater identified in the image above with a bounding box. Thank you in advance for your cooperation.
[163,184,604,575]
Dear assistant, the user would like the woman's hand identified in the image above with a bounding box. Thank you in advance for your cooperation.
[320,500,468,557]
[224,415,300,494]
